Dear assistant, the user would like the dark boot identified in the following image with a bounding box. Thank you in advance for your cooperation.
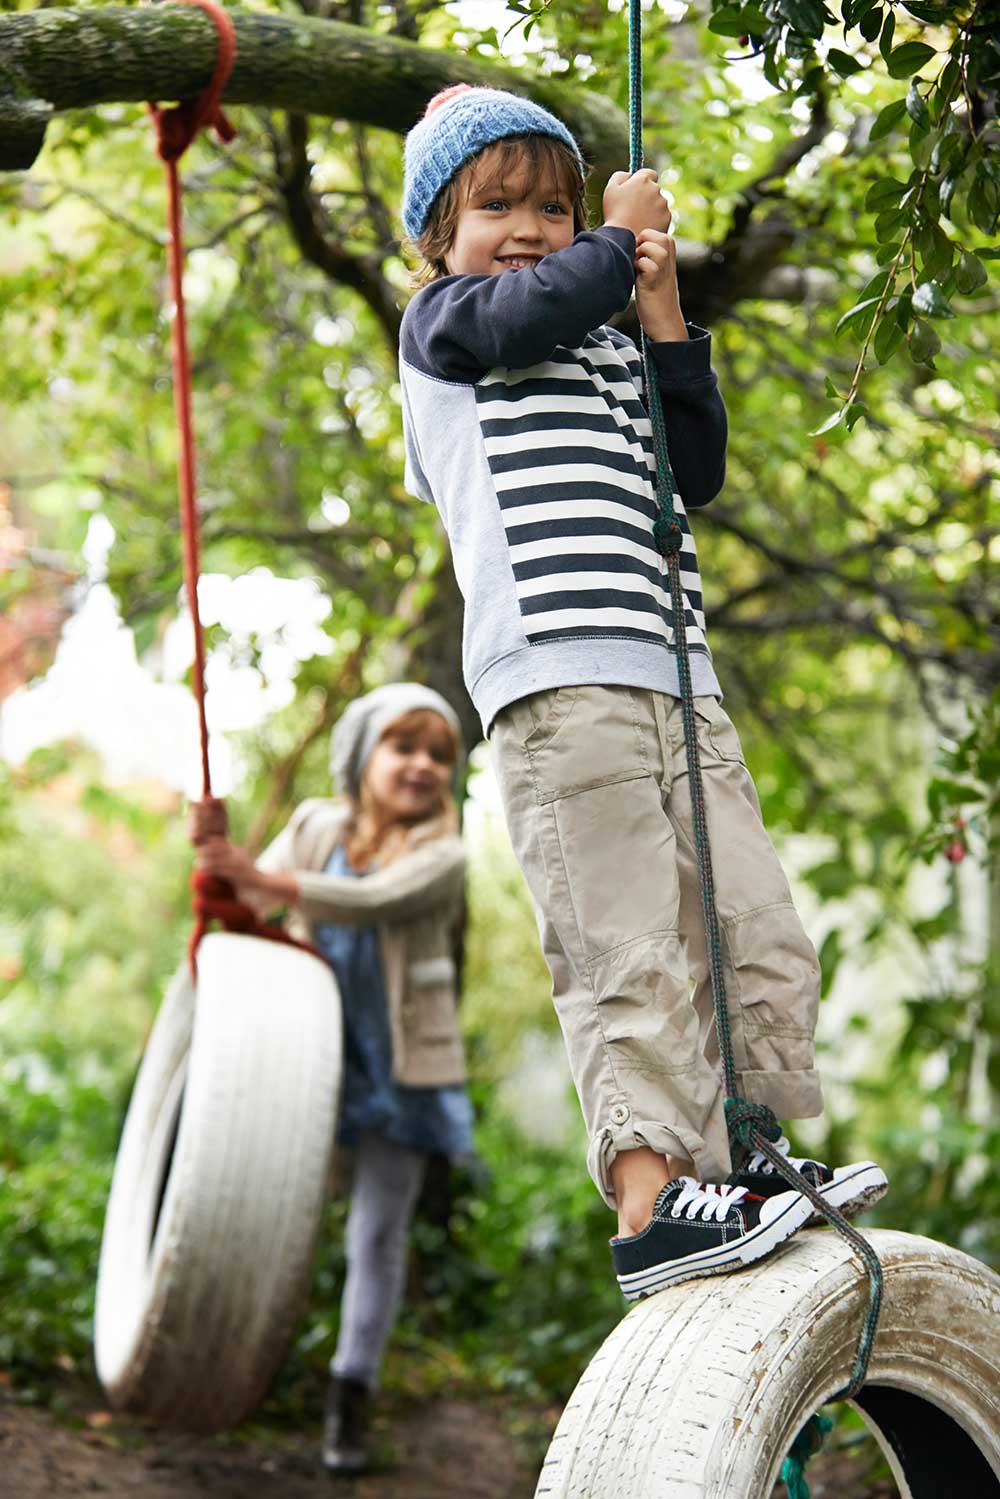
[322,1374,371,1476]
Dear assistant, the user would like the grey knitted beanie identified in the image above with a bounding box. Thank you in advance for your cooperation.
[330,683,463,800]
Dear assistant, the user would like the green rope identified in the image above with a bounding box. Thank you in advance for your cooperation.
[626,0,882,1402]
[781,1413,834,1498]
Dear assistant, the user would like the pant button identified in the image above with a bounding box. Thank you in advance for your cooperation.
[610,1104,630,1126]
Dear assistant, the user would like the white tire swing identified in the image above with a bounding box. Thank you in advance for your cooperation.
[95,932,342,1428]
[535,1228,1000,1498]
[92,12,343,1431]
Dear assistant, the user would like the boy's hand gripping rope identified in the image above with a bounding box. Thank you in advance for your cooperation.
[147,0,317,973]
[627,0,881,1410]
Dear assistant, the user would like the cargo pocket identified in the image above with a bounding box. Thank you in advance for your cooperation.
[693,697,746,764]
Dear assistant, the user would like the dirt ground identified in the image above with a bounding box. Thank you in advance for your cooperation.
[0,1387,896,1498]
[0,1389,545,1499]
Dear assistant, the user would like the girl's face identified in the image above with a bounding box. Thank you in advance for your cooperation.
[444,145,576,278]
[363,712,456,823]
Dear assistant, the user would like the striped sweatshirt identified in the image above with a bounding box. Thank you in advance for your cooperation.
[399,225,727,735]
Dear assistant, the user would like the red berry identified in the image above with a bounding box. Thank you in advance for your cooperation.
[945,841,966,864]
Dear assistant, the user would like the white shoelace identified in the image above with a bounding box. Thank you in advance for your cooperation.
[665,1178,749,1222]
[745,1135,820,1176]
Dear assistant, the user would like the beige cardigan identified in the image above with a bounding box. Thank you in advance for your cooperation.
[256,799,467,1088]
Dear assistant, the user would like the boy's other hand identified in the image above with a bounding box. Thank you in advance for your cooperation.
[603,169,672,241]
[634,228,688,343]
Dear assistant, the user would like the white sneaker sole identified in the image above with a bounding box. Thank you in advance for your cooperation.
[615,1190,812,1303]
[805,1162,889,1225]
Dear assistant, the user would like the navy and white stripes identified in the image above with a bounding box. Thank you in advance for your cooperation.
[475,329,710,653]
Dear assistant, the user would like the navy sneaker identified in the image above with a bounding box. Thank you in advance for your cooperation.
[728,1135,888,1224]
[611,1177,810,1302]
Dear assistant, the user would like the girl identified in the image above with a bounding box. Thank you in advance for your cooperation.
[195,682,472,1475]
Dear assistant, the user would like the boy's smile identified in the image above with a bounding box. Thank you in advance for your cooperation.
[444,148,576,278]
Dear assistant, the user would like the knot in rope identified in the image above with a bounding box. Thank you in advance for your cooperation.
[148,0,237,163]
[652,515,683,557]
[190,871,261,936]
[724,1096,781,1149]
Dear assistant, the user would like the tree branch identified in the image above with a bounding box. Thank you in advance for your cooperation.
[0,5,628,177]
[275,113,402,345]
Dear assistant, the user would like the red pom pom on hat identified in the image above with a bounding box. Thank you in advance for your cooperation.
[423,83,475,119]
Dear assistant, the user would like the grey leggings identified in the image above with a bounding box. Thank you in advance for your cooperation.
[331,1132,428,1390]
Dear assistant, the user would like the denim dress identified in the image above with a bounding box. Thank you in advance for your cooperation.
[314,843,474,1158]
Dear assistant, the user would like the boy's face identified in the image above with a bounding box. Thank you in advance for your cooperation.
[443,145,576,278]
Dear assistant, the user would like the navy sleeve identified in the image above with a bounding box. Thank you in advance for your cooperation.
[400,226,637,383]
[647,327,727,509]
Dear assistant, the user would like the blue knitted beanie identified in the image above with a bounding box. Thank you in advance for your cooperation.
[402,84,584,242]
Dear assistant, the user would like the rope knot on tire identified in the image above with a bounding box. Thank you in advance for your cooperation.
[724,1096,781,1149]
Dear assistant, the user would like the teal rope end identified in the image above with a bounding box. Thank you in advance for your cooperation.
[781,1413,834,1499]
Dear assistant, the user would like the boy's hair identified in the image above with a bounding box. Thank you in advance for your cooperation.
[409,134,589,287]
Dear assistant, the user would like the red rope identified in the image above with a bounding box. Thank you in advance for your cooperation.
[147,4,319,973]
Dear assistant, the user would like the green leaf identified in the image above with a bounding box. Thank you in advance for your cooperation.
[818,928,843,996]
[874,316,905,362]
[954,251,988,294]
[828,47,865,75]
[844,400,868,430]
[910,122,934,167]
[936,57,961,103]
[824,375,843,399]
[901,1,950,18]
[858,3,883,39]
[805,859,856,897]
[858,268,893,300]
[864,176,909,210]
[930,130,965,179]
[895,289,914,329]
[709,7,756,35]
[869,97,907,140]
[810,406,846,436]
[779,0,828,36]
[878,8,895,60]
[968,172,1000,234]
[836,294,883,335]
[886,40,937,78]
[905,79,930,128]
[875,239,903,265]
[915,221,954,279]
[908,317,941,363]
[939,171,960,218]
[912,280,956,318]
[874,207,909,240]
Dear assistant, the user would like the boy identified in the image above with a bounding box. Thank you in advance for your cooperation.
[398,85,886,1298]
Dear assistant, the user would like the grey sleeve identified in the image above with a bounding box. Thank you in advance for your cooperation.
[295,838,466,927]
[400,226,637,383]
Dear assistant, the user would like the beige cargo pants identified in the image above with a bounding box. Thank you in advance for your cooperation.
[489,684,823,1209]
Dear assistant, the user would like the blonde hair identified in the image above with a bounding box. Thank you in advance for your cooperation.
[407,134,590,288]
[343,708,461,870]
